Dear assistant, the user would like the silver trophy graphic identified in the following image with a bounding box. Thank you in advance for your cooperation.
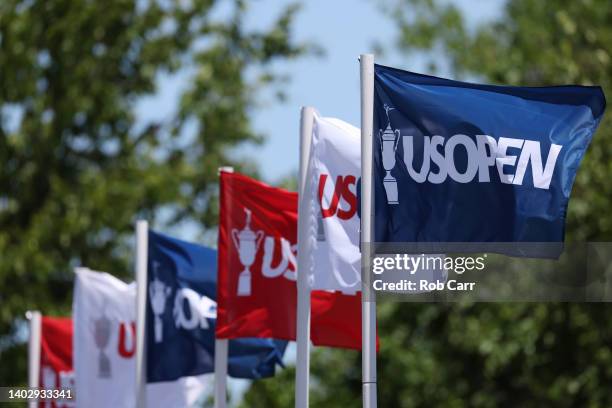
[231,208,264,296]
[316,213,326,241]
[92,310,112,378]
[380,104,400,204]
[149,261,171,343]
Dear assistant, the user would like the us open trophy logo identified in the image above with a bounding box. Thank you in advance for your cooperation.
[316,212,326,241]
[232,208,264,296]
[149,261,171,343]
[380,104,400,204]
[92,309,112,378]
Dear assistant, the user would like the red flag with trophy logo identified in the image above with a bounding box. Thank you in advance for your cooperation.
[216,171,363,349]
[40,316,75,408]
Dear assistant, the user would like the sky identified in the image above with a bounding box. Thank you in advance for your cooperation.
[136,0,505,404]
[136,0,506,186]
[232,0,506,183]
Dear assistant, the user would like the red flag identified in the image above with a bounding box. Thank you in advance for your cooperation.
[39,316,74,408]
[310,291,363,349]
[216,171,365,349]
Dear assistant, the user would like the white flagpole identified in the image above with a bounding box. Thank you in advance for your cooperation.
[214,166,233,408]
[295,106,315,408]
[135,220,149,408]
[26,310,41,408]
[360,53,377,408]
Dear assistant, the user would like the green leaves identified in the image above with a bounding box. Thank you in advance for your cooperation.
[0,0,309,386]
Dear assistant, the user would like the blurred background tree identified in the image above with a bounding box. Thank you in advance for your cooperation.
[0,0,311,386]
[242,0,612,406]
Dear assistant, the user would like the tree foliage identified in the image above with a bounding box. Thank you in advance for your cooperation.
[242,1,612,407]
[0,0,309,385]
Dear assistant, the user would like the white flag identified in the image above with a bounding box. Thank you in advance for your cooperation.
[73,268,210,408]
[305,113,445,294]
[305,114,362,294]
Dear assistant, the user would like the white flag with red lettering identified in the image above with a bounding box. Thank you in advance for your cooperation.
[304,113,446,295]
[73,268,210,408]
[306,114,362,294]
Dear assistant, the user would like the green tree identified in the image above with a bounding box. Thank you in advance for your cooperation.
[242,1,612,407]
[0,0,310,386]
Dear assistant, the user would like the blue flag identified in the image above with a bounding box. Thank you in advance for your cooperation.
[146,230,287,383]
[372,64,605,256]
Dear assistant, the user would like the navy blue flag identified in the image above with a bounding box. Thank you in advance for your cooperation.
[146,230,287,383]
[372,64,605,256]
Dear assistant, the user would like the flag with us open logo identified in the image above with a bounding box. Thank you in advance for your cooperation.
[304,112,362,294]
[73,267,211,408]
[146,230,287,382]
[372,64,606,257]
